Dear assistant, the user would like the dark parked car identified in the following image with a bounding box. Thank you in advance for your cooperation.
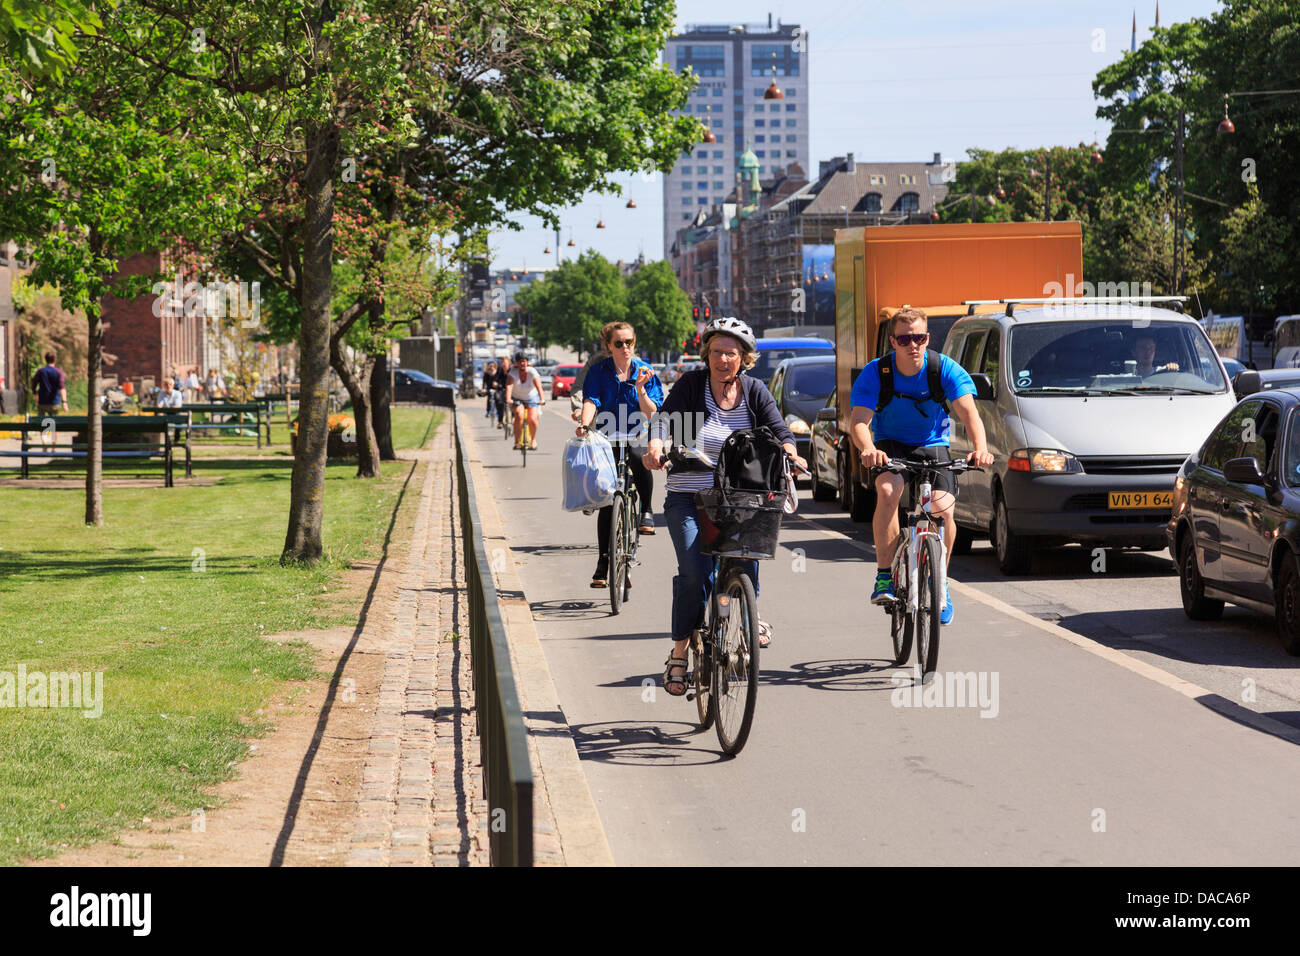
[1232,368,1300,400]
[1167,388,1300,654]
[393,368,452,404]
[768,355,836,468]
[748,337,835,387]
[807,388,853,504]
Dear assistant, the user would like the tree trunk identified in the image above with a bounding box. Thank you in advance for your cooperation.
[328,332,380,478]
[281,122,338,565]
[371,351,396,460]
[85,305,103,526]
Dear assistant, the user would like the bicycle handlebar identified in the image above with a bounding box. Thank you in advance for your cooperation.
[882,457,983,474]
[665,443,810,475]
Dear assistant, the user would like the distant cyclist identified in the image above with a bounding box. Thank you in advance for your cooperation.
[491,356,512,430]
[850,308,994,624]
[507,352,545,450]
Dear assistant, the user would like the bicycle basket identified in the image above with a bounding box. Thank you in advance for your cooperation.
[694,487,784,560]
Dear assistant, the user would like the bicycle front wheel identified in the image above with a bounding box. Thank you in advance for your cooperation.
[714,570,759,756]
[915,534,942,679]
[608,495,625,615]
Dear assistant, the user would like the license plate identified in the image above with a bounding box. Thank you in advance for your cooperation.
[1107,490,1173,509]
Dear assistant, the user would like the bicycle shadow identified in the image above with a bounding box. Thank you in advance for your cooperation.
[569,719,725,766]
[530,598,610,622]
[759,658,902,693]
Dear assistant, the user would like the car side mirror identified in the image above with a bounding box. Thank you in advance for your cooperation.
[816,407,837,422]
[1235,370,1261,398]
[1223,456,1265,485]
[969,373,994,402]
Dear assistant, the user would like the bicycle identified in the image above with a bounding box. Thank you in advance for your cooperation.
[877,457,980,680]
[511,399,537,466]
[667,444,806,756]
[605,437,642,615]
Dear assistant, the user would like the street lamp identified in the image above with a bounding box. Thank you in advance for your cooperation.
[1217,88,1300,133]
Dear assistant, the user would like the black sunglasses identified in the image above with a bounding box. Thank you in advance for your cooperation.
[612,339,635,349]
[893,333,929,346]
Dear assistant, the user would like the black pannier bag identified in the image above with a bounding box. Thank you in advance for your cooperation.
[695,427,789,560]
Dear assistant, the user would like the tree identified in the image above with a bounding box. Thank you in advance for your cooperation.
[625,260,693,356]
[1093,1,1300,311]
[0,37,241,526]
[0,0,106,80]
[517,251,626,354]
[1219,182,1289,315]
[106,0,699,564]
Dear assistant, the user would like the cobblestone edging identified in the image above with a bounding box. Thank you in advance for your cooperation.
[346,426,490,866]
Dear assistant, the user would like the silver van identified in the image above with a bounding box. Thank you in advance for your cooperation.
[943,301,1238,574]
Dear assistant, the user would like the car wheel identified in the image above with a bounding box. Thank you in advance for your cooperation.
[1179,531,1224,621]
[837,449,851,512]
[991,489,1032,576]
[1274,551,1300,654]
[810,442,835,502]
[849,462,873,523]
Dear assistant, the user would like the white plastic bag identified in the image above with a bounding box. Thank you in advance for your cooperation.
[562,430,617,512]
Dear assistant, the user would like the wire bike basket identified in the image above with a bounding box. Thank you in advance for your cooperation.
[694,487,785,560]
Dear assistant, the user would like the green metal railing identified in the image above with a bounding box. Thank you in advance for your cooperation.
[454,409,534,866]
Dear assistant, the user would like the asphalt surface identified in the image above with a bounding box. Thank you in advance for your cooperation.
[472,403,1300,865]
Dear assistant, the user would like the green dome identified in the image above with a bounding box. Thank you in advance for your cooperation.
[738,148,758,169]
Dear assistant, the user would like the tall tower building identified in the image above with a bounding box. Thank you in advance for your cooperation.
[662,19,810,257]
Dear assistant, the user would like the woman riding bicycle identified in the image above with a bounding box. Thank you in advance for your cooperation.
[575,321,664,589]
[506,352,545,449]
[643,316,806,696]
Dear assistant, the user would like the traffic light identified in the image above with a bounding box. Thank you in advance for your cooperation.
[692,306,699,320]
[703,306,711,320]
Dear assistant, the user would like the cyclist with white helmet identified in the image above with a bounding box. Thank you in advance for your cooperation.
[644,316,807,696]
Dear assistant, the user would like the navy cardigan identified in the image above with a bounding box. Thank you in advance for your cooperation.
[652,368,795,449]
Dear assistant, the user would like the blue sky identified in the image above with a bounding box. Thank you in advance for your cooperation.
[484,0,1224,271]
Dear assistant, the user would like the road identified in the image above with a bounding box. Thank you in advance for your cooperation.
[471,403,1300,865]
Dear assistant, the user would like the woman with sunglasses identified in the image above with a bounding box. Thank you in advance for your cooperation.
[576,321,664,588]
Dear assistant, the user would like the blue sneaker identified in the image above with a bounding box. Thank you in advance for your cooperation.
[870,572,895,605]
[940,583,954,625]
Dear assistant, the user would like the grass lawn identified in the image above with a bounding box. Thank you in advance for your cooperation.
[0,408,442,864]
[184,405,441,459]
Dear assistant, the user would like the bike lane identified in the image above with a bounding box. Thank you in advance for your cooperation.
[470,405,1300,866]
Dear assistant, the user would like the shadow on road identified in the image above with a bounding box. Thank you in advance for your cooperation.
[569,719,725,766]
[760,658,900,693]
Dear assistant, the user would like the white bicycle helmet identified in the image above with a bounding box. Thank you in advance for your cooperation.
[700,315,756,353]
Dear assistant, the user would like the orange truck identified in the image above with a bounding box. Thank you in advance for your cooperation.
[824,221,1083,520]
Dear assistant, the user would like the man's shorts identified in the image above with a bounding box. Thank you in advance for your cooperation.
[36,403,59,416]
[872,439,958,504]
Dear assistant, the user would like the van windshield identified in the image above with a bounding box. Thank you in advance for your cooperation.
[1009,321,1228,394]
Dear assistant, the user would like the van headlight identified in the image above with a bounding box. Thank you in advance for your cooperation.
[1008,448,1083,473]
[785,414,811,436]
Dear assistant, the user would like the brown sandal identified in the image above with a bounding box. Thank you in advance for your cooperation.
[590,578,607,589]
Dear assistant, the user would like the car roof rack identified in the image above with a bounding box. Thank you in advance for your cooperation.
[961,296,1189,317]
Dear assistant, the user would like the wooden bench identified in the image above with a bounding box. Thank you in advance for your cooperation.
[141,402,269,447]
[0,414,192,486]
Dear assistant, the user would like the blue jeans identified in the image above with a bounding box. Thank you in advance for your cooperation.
[664,490,759,641]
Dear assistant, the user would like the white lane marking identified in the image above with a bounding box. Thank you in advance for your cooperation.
[791,508,1300,747]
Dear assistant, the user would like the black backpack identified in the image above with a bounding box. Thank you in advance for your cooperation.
[875,349,950,418]
[714,426,789,497]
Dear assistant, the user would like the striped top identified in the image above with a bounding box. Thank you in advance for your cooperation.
[664,383,752,493]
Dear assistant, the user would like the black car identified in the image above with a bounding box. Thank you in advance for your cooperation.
[1167,388,1300,654]
[768,356,836,469]
[1232,367,1300,400]
[394,368,451,404]
[807,388,856,506]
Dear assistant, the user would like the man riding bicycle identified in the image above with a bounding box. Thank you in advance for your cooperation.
[849,308,994,624]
